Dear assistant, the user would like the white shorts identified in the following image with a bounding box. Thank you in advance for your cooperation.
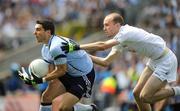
[146,50,177,83]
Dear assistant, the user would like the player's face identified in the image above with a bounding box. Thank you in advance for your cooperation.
[33,24,49,43]
[103,16,119,38]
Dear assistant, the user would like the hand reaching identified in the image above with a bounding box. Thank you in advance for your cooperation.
[18,67,36,85]
[61,41,80,53]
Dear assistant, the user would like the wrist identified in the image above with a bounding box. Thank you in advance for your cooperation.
[42,78,46,82]
[75,45,80,50]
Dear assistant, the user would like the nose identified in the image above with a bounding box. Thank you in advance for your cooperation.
[33,31,36,35]
[103,27,106,31]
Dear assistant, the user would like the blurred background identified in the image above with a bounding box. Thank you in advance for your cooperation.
[0,0,180,111]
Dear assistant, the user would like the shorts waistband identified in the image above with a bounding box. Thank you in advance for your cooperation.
[155,47,169,60]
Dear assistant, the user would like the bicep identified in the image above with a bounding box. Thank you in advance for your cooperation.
[104,39,119,49]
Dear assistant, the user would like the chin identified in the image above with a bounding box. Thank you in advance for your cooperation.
[36,40,41,43]
[105,33,113,38]
[107,35,113,38]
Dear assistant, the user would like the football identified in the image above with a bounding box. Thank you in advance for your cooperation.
[28,59,49,78]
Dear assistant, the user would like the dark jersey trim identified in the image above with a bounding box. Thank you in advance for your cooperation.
[54,54,67,60]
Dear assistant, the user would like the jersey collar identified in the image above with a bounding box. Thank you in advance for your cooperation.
[47,35,54,48]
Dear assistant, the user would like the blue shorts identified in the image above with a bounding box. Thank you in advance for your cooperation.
[58,68,95,99]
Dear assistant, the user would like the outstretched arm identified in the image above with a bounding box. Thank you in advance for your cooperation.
[61,39,119,53]
[80,39,119,51]
[90,48,120,67]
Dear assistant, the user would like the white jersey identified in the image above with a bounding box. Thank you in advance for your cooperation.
[113,24,166,60]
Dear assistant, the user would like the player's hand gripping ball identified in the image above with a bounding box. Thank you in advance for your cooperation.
[28,59,49,78]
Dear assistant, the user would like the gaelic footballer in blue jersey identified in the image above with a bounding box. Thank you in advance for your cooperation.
[18,20,98,111]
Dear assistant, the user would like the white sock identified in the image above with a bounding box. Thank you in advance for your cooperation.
[73,103,93,111]
[172,86,180,96]
[39,103,52,111]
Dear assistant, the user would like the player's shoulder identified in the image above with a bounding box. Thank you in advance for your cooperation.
[52,35,67,42]
[50,36,69,52]
[121,24,136,32]
[50,36,66,45]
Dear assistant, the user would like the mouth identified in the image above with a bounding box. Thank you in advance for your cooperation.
[104,32,109,36]
[104,31,108,34]
[35,36,39,39]
[35,36,39,41]
[104,32,112,37]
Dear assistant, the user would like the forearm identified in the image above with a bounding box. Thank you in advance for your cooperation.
[44,66,66,81]
[90,55,109,67]
[90,48,120,67]
[80,41,107,51]
[80,39,119,51]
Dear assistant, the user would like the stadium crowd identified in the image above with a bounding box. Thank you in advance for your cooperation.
[0,0,180,111]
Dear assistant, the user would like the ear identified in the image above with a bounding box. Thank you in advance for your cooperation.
[116,23,120,27]
[46,30,51,35]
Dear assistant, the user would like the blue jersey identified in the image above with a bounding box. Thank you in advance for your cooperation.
[41,35,93,77]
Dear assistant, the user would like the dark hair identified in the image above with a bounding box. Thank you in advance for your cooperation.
[36,20,55,35]
[110,13,124,25]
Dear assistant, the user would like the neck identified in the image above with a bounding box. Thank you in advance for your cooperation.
[46,35,54,45]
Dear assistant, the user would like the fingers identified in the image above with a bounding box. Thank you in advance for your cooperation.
[18,71,25,80]
[61,46,66,50]
[17,68,36,85]
[21,67,26,73]
[24,77,34,85]
[61,42,69,51]
[18,71,23,75]
[61,42,68,45]
[18,71,23,77]
[61,46,69,53]
[18,68,28,80]
[21,75,33,85]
